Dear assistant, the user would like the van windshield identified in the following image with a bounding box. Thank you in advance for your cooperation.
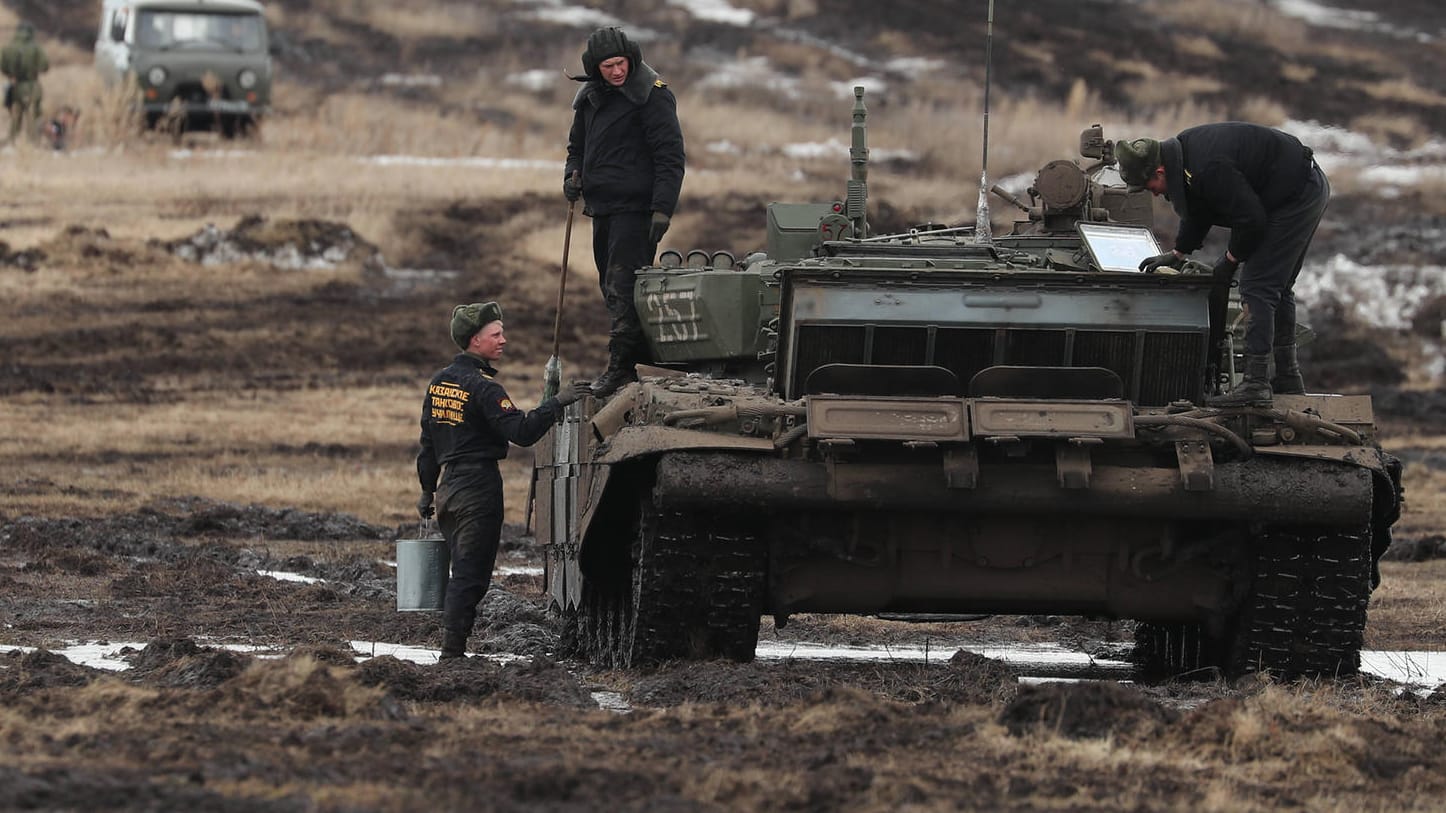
[135,10,264,52]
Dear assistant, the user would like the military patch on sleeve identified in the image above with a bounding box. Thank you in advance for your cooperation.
[499,398,516,411]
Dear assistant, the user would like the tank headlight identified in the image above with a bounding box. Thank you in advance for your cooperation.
[146,66,167,86]
[238,69,258,90]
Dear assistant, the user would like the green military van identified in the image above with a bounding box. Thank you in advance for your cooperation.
[94,0,272,137]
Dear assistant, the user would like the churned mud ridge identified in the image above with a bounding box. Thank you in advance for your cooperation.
[5,641,1446,811]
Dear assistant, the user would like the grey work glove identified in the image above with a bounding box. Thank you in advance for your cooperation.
[649,211,671,244]
[555,381,592,407]
[1139,251,1184,274]
[563,174,582,202]
[416,492,434,519]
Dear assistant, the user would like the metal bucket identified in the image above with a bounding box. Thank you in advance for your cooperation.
[396,523,449,612]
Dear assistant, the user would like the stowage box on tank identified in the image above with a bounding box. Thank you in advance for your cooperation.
[533,90,1403,679]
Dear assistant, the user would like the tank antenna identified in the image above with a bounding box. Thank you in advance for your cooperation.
[973,0,996,244]
[848,86,870,239]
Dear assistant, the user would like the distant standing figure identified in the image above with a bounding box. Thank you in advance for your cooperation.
[1117,122,1329,407]
[415,302,589,660]
[1,22,49,143]
[564,26,685,397]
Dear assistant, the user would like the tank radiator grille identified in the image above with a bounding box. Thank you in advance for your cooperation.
[793,325,1201,404]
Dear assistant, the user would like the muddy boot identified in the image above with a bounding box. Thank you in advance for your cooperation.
[1271,344,1305,395]
[439,629,467,660]
[1207,354,1273,408]
[590,354,637,398]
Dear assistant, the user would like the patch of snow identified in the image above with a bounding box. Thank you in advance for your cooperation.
[258,570,323,584]
[1358,164,1446,188]
[700,56,802,99]
[359,155,555,170]
[1268,0,1434,41]
[781,137,920,164]
[1283,120,1446,194]
[591,690,632,713]
[1361,650,1446,692]
[769,26,870,68]
[168,149,256,160]
[348,640,526,665]
[883,56,950,75]
[830,77,888,99]
[756,640,1132,671]
[496,565,544,576]
[506,69,562,93]
[515,0,622,29]
[379,73,442,88]
[705,139,743,155]
[1297,254,1446,330]
[668,0,755,26]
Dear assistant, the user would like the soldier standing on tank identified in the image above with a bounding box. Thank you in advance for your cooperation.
[564,26,685,398]
[1,22,49,144]
[415,302,589,660]
[1118,123,1329,407]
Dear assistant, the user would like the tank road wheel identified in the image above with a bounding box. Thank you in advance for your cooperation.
[1229,523,1373,679]
[595,499,766,668]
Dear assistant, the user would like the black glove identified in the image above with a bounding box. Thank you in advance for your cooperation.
[555,381,591,407]
[563,174,581,202]
[1139,251,1184,273]
[416,492,434,519]
[1211,254,1239,283]
[649,211,671,244]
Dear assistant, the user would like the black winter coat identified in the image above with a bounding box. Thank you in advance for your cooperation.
[416,354,561,493]
[1164,122,1314,262]
[565,68,685,218]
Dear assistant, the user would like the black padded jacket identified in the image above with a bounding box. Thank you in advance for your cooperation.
[1165,122,1315,262]
[416,354,561,493]
[565,63,685,218]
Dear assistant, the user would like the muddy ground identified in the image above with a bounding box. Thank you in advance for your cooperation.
[0,201,1444,811]
[5,499,1446,811]
[4,0,1446,808]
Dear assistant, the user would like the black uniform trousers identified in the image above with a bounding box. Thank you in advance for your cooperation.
[1237,163,1330,357]
[436,461,504,639]
[592,210,655,366]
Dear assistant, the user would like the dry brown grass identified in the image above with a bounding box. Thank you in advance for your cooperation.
[1367,560,1446,648]
[0,3,1436,542]
[0,382,558,529]
[1398,460,1446,538]
[1144,0,1312,53]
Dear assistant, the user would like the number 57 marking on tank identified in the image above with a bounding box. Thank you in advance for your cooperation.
[644,289,703,344]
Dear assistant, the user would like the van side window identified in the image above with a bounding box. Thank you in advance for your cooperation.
[110,8,128,42]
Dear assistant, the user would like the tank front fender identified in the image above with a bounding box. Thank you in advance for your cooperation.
[652,451,1375,524]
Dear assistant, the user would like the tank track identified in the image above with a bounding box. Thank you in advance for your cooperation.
[1228,523,1372,678]
[578,502,766,669]
[1132,621,1225,679]
[1134,523,1372,680]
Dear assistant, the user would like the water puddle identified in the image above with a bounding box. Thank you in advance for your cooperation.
[757,640,1134,680]
[347,640,526,666]
[257,570,323,584]
[6,638,1441,696]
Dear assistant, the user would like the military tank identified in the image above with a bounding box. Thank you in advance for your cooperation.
[533,88,1403,679]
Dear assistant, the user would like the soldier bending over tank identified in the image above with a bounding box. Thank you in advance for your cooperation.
[1117,122,1329,406]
